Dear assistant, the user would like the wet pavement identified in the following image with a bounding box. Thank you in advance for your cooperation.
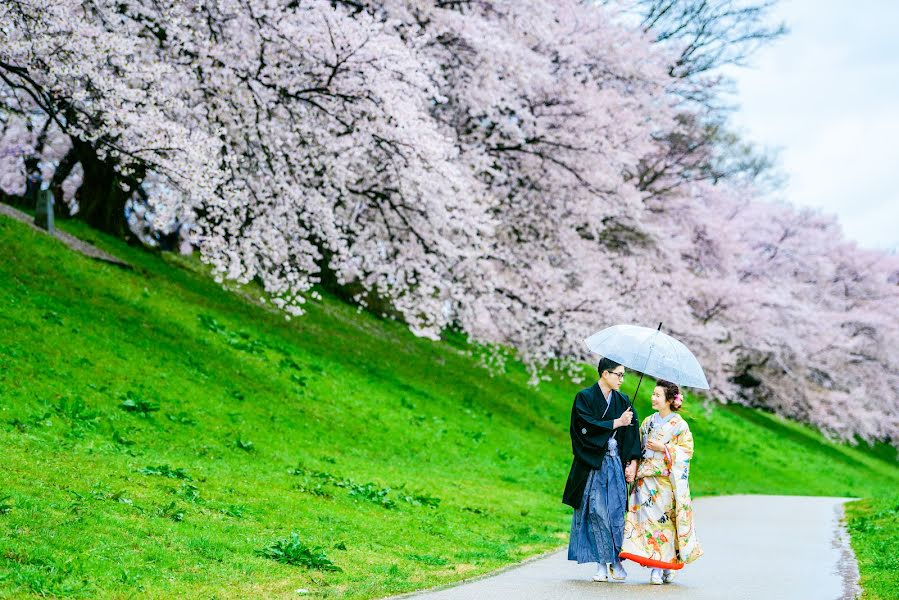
[398,495,859,600]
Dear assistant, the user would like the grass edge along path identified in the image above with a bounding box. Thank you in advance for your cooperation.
[844,495,899,600]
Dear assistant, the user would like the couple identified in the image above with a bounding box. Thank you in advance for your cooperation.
[562,357,703,585]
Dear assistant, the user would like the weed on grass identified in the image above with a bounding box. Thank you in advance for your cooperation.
[156,501,185,522]
[53,396,101,425]
[111,429,136,447]
[219,503,247,518]
[235,436,255,452]
[119,391,160,416]
[166,411,197,425]
[139,465,192,480]
[408,554,449,566]
[257,532,342,571]
[289,466,440,509]
[8,554,92,598]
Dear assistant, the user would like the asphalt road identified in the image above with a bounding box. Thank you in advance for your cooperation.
[398,495,860,600]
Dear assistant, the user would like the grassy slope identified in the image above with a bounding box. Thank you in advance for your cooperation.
[0,213,897,598]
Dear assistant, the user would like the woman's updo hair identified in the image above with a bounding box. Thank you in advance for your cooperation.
[657,379,683,411]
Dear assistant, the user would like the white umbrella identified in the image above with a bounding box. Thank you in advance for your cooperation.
[584,323,710,390]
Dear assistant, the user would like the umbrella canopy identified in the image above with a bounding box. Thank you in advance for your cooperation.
[584,323,710,390]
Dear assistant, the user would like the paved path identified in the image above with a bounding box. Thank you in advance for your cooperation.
[400,496,859,600]
[0,202,132,269]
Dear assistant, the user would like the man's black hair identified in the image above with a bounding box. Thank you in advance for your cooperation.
[597,357,622,376]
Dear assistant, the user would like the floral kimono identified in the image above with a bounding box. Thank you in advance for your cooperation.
[619,412,703,570]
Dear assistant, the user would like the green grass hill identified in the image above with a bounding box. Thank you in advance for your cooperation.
[1,213,897,598]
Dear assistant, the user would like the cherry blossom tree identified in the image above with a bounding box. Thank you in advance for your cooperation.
[1,0,896,444]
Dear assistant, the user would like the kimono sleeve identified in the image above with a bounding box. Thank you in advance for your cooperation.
[662,418,695,472]
[639,415,652,438]
[667,417,703,564]
[637,415,651,454]
[573,391,615,437]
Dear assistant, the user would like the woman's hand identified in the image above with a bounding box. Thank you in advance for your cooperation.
[645,439,665,453]
[624,461,637,483]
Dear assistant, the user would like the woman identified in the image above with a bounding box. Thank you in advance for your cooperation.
[619,379,702,584]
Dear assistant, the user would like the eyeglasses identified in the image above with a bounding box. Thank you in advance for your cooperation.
[607,371,626,379]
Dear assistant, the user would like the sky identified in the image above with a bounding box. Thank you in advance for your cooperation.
[725,0,899,252]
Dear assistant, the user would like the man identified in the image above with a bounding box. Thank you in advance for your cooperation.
[563,357,641,582]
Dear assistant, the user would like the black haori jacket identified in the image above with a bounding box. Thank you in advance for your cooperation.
[562,384,642,509]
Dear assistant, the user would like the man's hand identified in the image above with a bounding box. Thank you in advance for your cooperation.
[613,407,633,429]
[624,460,637,483]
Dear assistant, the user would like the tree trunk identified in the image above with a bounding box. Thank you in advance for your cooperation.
[70,139,132,237]
[50,146,79,219]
